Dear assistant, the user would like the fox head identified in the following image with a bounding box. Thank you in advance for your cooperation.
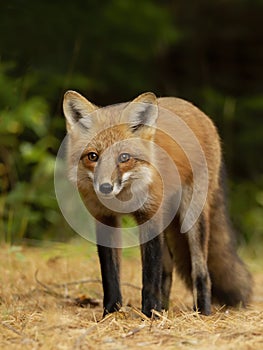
[63,91,159,205]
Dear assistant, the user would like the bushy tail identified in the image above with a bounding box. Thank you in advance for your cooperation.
[208,182,253,307]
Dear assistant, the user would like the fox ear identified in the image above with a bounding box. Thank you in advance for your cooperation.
[63,90,98,131]
[122,92,158,132]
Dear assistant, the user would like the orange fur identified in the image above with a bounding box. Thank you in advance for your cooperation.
[62,91,252,316]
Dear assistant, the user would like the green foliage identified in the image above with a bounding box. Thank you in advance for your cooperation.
[0,1,178,101]
[230,179,263,244]
[200,88,263,179]
[0,63,74,243]
[0,0,262,245]
[199,88,263,243]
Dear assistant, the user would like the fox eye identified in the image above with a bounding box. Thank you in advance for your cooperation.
[87,152,99,162]
[118,153,130,163]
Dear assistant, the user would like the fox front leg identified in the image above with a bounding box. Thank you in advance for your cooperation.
[139,220,163,317]
[161,235,174,310]
[96,217,122,316]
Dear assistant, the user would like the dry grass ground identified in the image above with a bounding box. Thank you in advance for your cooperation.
[0,239,262,350]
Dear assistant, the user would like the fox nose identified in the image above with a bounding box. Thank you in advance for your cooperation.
[99,182,113,194]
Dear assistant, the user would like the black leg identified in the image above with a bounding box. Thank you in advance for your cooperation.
[139,221,163,317]
[96,216,122,316]
[194,274,211,315]
[161,235,174,310]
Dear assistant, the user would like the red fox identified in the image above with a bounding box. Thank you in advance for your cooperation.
[62,91,252,317]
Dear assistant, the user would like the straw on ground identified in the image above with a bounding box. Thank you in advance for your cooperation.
[0,241,262,350]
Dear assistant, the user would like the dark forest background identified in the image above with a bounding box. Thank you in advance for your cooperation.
[0,0,262,245]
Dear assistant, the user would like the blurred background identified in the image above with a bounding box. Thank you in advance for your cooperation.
[0,0,262,246]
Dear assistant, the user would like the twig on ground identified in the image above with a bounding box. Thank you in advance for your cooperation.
[0,321,36,345]
[48,278,102,288]
[123,324,146,338]
[34,269,100,307]
[151,309,173,325]
[73,313,114,349]
[0,321,24,336]
[122,282,141,290]
[130,306,150,322]
[34,269,141,308]
[34,269,64,298]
